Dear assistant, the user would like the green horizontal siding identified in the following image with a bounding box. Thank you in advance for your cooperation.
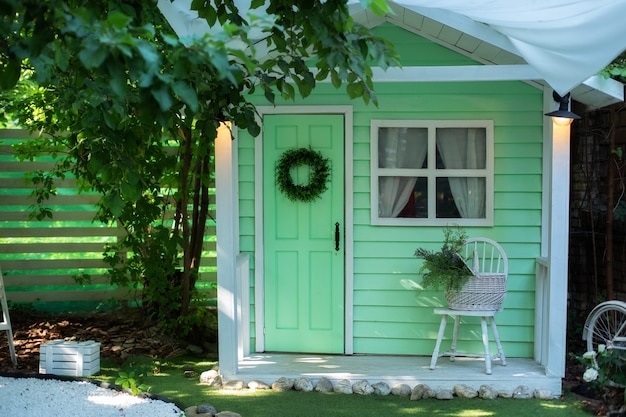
[375,25,477,66]
[496,193,542,209]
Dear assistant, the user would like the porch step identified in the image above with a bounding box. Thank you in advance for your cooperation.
[232,354,562,396]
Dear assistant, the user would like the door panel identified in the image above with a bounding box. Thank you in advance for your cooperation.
[263,114,344,353]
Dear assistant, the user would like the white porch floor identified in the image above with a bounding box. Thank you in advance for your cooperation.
[231,354,562,396]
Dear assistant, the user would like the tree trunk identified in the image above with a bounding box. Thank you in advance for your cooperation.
[178,128,193,316]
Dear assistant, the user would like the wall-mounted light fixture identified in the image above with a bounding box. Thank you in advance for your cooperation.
[545,91,581,126]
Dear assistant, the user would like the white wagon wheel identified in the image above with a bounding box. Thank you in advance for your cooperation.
[582,300,626,353]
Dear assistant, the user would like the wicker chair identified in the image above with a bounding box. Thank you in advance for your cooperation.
[429,237,508,374]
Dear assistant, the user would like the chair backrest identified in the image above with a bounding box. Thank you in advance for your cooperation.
[461,237,508,279]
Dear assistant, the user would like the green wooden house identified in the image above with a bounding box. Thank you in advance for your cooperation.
[160,1,626,394]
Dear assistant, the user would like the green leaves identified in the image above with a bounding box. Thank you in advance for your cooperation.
[115,370,149,396]
[78,38,108,69]
[136,41,159,67]
[193,0,218,25]
[600,51,626,83]
[0,56,21,91]
[104,192,125,218]
[360,0,393,16]
[106,11,133,30]
[172,81,199,113]
[415,226,471,292]
[151,84,173,112]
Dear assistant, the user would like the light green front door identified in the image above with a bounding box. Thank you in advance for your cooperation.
[263,114,344,353]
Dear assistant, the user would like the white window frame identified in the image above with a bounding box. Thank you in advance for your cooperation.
[370,119,494,227]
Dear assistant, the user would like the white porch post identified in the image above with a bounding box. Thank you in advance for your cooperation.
[216,123,239,379]
[543,89,571,377]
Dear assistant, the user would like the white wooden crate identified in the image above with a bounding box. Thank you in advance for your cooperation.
[39,340,101,376]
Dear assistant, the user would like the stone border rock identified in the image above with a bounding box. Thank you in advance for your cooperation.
[191,365,556,417]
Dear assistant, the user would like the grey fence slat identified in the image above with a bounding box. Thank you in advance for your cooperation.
[1,242,108,254]
[0,212,100,221]
[3,272,216,287]
[3,274,111,287]
[0,194,101,205]
[0,129,40,139]
[5,286,215,304]
[1,259,112,270]
[2,178,80,189]
[5,288,137,303]
[1,226,215,237]
[1,227,126,237]
[0,161,57,172]
[1,242,216,254]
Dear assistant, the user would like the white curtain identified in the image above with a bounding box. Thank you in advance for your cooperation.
[378,128,427,218]
[436,128,486,218]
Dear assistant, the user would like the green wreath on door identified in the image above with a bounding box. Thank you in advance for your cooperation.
[275,147,330,202]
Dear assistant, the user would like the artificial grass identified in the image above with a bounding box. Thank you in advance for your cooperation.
[93,356,593,417]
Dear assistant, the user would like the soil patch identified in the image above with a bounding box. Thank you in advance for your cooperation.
[0,308,210,374]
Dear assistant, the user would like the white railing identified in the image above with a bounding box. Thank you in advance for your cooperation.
[535,257,549,366]
[236,253,250,361]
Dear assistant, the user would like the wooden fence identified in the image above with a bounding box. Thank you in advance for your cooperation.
[0,129,217,311]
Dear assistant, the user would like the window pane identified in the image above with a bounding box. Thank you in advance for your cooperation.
[408,177,428,218]
[436,177,486,219]
[378,127,428,169]
[378,176,427,218]
[435,128,486,169]
[436,177,460,218]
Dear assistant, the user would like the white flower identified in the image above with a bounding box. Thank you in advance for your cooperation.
[582,351,597,360]
[598,344,606,353]
[583,368,599,382]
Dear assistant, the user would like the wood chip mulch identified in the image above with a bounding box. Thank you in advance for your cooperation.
[0,308,192,374]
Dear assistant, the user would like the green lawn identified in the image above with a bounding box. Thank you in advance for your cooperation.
[92,356,593,417]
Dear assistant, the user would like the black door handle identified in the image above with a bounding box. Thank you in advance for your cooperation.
[335,222,340,252]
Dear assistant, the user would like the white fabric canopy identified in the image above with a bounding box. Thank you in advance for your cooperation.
[160,0,626,96]
[390,0,626,96]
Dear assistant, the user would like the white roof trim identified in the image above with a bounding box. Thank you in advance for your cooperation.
[582,75,625,103]
[388,3,519,55]
[369,65,539,82]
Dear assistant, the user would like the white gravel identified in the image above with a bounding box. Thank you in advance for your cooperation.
[0,376,185,417]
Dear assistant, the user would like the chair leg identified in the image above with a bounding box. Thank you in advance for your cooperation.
[6,327,17,366]
[450,315,460,362]
[489,316,506,366]
[430,315,448,370]
[480,316,492,374]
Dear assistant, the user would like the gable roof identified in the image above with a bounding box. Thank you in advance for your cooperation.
[158,0,625,109]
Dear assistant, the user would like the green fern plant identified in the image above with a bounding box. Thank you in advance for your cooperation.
[414,226,472,292]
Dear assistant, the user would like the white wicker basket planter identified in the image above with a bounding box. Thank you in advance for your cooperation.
[444,273,507,311]
[39,340,101,376]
